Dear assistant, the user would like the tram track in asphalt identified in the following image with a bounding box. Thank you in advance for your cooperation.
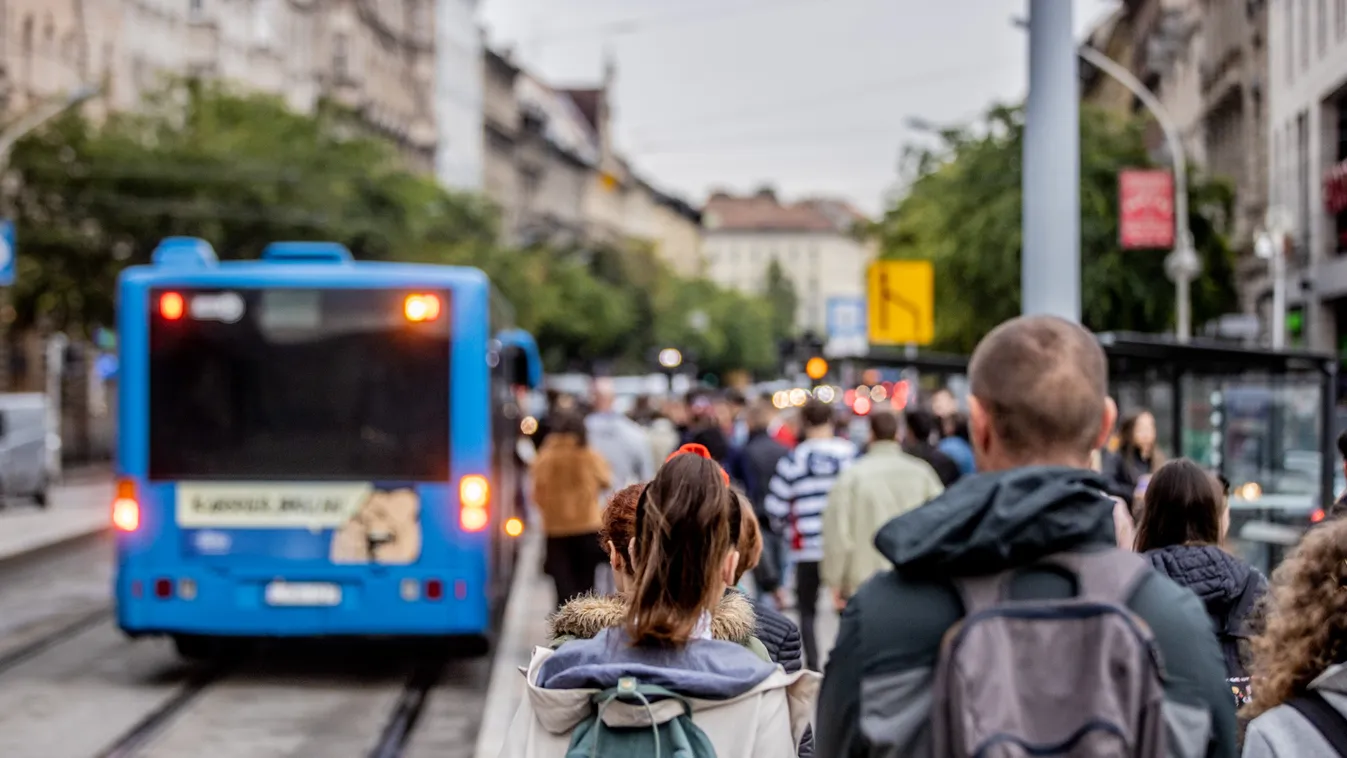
[94,661,235,758]
[369,659,448,758]
[0,605,113,678]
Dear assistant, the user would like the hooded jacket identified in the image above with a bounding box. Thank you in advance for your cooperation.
[498,629,819,758]
[546,591,773,663]
[815,466,1239,758]
[1242,663,1347,757]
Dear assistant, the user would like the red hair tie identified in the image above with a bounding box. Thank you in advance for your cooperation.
[665,443,731,486]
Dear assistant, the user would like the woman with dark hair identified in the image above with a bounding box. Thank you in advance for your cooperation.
[502,452,818,757]
[1103,409,1166,510]
[530,411,611,607]
[1135,458,1265,710]
[1241,518,1347,756]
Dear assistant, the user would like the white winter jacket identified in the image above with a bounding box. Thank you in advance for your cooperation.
[498,642,819,757]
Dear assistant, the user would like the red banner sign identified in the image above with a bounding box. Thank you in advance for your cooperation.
[1324,160,1347,215]
[1119,169,1175,249]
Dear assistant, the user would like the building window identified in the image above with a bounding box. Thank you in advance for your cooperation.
[334,32,349,80]
[1320,0,1330,55]
[1302,0,1311,71]
[1339,0,1347,39]
[1296,111,1310,256]
[1288,0,1297,81]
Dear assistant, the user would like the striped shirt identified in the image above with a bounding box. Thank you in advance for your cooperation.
[765,436,858,563]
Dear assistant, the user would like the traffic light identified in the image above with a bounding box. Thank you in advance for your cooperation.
[806,356,829,381]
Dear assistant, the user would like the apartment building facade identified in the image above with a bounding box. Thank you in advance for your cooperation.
[1268,0,1347,354]
[702,189,873,334]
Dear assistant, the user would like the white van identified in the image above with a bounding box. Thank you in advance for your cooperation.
[0,394,52,506]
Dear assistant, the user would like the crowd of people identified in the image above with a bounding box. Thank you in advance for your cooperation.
[502,315,1347,758]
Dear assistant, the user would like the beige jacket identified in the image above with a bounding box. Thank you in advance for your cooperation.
[822,441,944,597]
[498,645,819,758]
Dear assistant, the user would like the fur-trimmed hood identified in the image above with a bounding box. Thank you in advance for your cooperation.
[547,590,758,644]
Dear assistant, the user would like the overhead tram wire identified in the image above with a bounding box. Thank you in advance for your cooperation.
[621,60,1013,145]
[524,0,834,46]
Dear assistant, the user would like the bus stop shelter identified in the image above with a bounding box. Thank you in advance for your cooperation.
[857,332,1338,574]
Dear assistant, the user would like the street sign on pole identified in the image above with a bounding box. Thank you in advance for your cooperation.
[824,296,867,358]
[0,220,15,286]
[866,260,934,346]
[1119,169,1175,249]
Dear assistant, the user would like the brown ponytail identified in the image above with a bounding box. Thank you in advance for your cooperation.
[625,453,735,647]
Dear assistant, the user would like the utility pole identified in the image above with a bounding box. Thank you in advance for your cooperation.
[1022,0,1081,322]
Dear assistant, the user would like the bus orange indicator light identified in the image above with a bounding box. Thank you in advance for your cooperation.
[460,507,489,532]
[459,474,489,532]
[404,294,441,322]
[160,292,185,320]
[505,517,524,537]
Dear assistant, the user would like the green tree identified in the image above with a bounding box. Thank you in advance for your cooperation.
[879,103,1238,352]
[763,258,799,340]
[8,79,497,335]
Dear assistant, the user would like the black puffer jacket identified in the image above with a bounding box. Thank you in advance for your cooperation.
[751,598,803,673]
[1145,545,1265,636]
[1146,543,1266,706]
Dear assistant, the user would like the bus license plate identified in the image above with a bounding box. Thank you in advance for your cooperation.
[265,582,341,607]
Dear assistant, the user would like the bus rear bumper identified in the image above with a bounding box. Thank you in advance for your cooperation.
[115,571,492,638]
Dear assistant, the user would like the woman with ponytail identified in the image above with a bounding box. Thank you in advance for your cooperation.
[501,449,819,757]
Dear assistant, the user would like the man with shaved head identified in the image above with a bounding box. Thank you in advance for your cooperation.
[817,315,1237,758]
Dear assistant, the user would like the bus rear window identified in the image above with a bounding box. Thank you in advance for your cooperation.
[148,288,451,481]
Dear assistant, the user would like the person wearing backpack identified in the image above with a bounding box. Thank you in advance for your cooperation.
[1240,517,1347,757]
[1134,459,1266,711]
[546,480,773,664]
[816,314,1238,758]
[500,451,818,758]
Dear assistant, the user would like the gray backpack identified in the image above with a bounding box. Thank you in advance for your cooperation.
[931,550,1167,757]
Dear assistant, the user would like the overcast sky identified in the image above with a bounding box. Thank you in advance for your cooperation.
[478,0,1120,216]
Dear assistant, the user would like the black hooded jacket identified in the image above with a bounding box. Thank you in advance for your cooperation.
[815,466,1238,758]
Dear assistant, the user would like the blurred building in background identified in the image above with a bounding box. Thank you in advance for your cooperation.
[701,187,875,334]
[479,48,703,272]
[435,0,485,191]
[1268,0,1347,355]
[2,0,438,172]
[1082,0,1271,342]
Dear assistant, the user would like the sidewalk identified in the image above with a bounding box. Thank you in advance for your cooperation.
[0,473,112,563]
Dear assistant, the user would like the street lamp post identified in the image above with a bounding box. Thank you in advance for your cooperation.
[1255,207,1293,350]
[1012,15,1199,342]
[1074,45,1200,343]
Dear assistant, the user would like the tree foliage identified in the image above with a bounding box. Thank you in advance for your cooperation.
[879,103,1239,352]
[9,80,778,378]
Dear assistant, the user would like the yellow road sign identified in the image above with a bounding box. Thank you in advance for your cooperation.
[867,260,934,345]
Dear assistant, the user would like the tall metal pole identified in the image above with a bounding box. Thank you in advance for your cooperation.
[1075,46,1199,342]
[1022,0,1080,321]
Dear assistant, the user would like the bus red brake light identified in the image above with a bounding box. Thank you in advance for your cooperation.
[404,294,441,322]
[113,478,140,532]
[159,292,185,320]
[459,475,489,532]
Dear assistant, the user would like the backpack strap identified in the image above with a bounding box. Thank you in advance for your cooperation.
[1286,691,1347,756]
[1033,549,1150,604]
[950,549,1150,615]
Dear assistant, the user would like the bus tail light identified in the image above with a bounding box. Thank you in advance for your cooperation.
[459,475,489,532]
[113,479,140,532]
[424,579,444,601]
[404,294,441,322]
[1312,507,1327,524]
[159,292,185,320]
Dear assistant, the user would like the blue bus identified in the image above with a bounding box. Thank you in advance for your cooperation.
[112,238,541,658]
